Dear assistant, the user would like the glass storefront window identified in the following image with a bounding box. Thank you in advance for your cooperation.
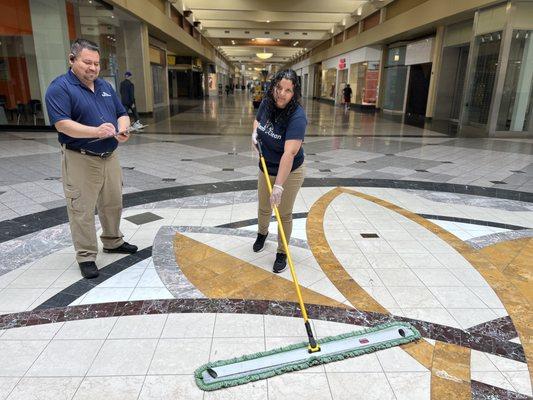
[320,68,336,100]
[497,30,533,131]
[0,0,143,126]
[383,65,408,111]
[463,31,502,126]
[348,61,380,105]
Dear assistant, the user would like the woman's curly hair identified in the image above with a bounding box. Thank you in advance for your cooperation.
[261,69,302,127]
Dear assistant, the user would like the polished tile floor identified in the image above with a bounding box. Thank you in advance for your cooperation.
[0,93,532,399]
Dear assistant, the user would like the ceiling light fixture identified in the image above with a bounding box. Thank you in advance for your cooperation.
[266,20,270,23]
[256,47,273,59]
[293,41,299,46]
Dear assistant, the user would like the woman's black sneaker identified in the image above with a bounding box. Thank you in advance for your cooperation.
[273,253,287,273]
[253,233,268,252]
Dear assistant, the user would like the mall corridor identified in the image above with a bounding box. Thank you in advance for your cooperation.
[0,93,531,399]
[0,0,532,399]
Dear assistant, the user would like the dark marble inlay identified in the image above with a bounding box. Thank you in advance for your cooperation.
[162,178,176,182]
[1,178,532,245]
[44,177,61,181]
[34,247,152,310]
[440,161,454,164]
[3,298,525,363]
[319,169,331,172]
[124,212,163,226]
[222,168,234,171]
[415,169,428,173]
[122,166,135,170]
[471,380,530,399]
[491,181,508,185]
[510,170,526,174]
[420,214,527,231]
[467,316,518,341]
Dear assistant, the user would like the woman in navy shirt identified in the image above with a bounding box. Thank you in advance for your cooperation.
[252,69,307,273]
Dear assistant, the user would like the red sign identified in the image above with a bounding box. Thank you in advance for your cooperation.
[338,58,346,70]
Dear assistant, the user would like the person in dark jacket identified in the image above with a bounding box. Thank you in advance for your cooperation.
[119,71,140,121]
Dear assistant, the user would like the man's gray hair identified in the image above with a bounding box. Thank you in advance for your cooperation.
[69,38,100,59]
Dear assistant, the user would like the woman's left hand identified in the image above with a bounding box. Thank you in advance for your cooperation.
[270,185,283,207]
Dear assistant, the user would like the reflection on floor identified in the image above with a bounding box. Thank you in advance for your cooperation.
[0,93,532,399]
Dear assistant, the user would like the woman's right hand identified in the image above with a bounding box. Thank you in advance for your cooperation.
[252,130,258,153]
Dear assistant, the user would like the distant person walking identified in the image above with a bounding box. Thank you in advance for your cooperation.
[119,71,140,122]
[342,84,352,111]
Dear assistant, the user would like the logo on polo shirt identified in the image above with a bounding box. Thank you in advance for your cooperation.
[101,92,112,97]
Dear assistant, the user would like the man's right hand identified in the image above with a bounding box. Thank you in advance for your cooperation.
[95,123,116,138]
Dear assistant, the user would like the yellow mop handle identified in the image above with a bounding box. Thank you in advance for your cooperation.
[257,140,320,352]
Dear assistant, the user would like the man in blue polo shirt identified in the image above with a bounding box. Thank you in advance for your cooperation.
[45,38,137,279]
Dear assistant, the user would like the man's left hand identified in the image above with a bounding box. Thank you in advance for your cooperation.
[116,132,129,143]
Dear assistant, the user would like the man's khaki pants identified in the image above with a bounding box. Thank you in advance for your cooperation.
[61,146,124,263]
[257,165,304,254]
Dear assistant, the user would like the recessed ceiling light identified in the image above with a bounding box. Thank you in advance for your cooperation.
[276,39,280,42]
[266,20,270,23]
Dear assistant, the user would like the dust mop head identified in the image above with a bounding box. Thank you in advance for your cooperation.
[195,321,420,391]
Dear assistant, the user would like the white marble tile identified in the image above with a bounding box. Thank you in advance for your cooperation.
[362,286,400,309]
[138,375,203,400]
[214,313,264,337]
[0,377,19,400]
[98,268,144,288]
[108,314,168,339]
[209,337,265,361]
[386,372,431,400]
[128,287,174,301]
[0,340,49,376]
[401,308,461,328]
[0,323,63,341]
[470,286,506,309]
[447,308,499,329]
[502,371,533,396]
[148,338,211,375]
[324,351,383,373]
[327,372,396,400]
[27,339,104,377]
[375,269,424,287]
[7,269,66,289]
[399,253,443,269]
[80,287,134,305]
[7,377,82,400]
[411,268,464,287]
[136,268,166,288]
[471,371,516,392]
[204,379,268,400]
[268,372,333,400]
[73,376,144,400]
[0,288,47,313]
[162,313,216,338]
[376,346,429,372]
[87,339,158,376]
[55,317,117,340]
[428,286,488,309]
[387,287,441,308]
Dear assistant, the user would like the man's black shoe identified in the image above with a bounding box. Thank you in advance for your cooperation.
[253,233,268,252]
[79,261,99,279]
[103,242,138,254]
[273,252,287,273]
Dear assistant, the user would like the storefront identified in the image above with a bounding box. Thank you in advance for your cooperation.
[434,20,473,124]
[0,0,147,127]
[461,1,533,136]
[320,46,382,106]
[382,46,408,113]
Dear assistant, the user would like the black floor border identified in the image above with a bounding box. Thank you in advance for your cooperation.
[0,298,525,364]
[1,179,532,244]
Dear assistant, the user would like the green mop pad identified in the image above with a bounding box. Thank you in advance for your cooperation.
[195,321,420,391]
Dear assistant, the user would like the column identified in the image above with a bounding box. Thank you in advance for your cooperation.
[510,33,533,131]
[29,0,70,125]
[426,26,445,118]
